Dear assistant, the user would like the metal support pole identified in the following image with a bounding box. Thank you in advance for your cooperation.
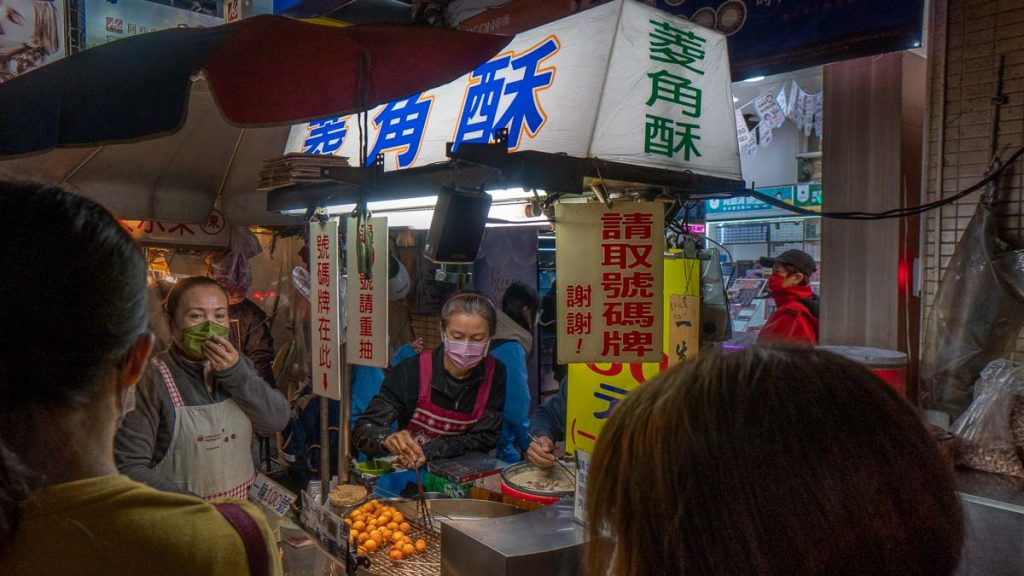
[339,361,351,485]
[320,393,330,504]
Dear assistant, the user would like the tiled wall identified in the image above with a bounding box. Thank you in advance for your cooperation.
[923,0,1024,359]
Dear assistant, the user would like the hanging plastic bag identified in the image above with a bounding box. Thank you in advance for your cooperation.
[700,249,732,342]
[920,198,1024,419]
[951,359,1024,478]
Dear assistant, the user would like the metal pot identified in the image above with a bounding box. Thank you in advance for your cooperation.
[500,461,575,504]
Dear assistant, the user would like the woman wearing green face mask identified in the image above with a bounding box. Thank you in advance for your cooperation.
[114,277,290,499]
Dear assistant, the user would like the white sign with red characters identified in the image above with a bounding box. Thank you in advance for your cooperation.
[555,202,664,364]
[311,219,342,400]
[346,217,389,368]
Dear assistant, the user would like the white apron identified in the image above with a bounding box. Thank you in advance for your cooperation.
[152,358,256,500]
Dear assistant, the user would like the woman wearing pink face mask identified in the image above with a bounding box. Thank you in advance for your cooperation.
[353,292,506,469]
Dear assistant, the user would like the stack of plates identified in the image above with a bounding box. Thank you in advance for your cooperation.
[258,153,350,190]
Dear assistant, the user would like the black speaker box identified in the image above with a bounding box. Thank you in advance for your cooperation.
[424,188,492,264]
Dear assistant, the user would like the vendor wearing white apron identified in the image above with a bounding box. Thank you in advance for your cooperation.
[353,292,507,469]
[115,277,290,499]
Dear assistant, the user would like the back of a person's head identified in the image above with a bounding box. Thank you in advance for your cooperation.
[586,346,963,576]
[501,282,540,331]
[0,181,148,547]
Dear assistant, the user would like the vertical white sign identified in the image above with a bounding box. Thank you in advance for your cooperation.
[574,449,592,525]
[311,219,342,400]
[346,217,389,368]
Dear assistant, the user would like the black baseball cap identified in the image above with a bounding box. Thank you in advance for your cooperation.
[759,250,817,277]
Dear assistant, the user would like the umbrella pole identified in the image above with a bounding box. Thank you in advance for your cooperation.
[340,360,351,485]
[319,390,330,504]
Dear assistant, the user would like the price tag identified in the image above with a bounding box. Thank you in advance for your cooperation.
[574,449,592,525]
[248,473,297,517]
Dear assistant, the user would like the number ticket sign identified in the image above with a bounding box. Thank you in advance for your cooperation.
[248,473,297,517]
[556,202,665,365]
[345,216,389,368]
[311,219,342,400]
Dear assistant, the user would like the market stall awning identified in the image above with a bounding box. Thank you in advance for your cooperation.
[0,15,511,225]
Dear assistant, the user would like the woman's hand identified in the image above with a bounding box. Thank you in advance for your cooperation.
[527,435,558,468]
[411,338,425,354]
[204,335,240,372]
[384,430,426,469]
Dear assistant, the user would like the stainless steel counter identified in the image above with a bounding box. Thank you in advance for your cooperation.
[956,469,1024,576]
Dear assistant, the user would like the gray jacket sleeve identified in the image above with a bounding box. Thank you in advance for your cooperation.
[215,356,290,434]
[114,367,188,494]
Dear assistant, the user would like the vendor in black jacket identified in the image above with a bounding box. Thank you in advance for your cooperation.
[353,292,507,468]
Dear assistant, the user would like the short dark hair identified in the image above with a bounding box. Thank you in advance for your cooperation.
[586,346,963,576]
[0,180,149,549]
[501,282,540,332]
[164,276,227,318]
[441,291,497,338]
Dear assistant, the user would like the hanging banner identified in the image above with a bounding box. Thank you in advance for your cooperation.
[565,257,700,457]
[346,217,389,368]
[556,202,665,365]
[311,219,342,400]
[119,208,229,250]
[754,92,785,129]
[640,0,924,80]
[286,0,740,182]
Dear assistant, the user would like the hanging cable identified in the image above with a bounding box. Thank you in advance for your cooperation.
[734,144,1024,221]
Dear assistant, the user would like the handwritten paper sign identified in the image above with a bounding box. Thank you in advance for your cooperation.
[248,473,297,517]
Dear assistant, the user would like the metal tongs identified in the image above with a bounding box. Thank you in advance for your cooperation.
[414,467,435,531]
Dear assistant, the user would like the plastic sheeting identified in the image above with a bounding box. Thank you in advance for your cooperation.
[701,249,733,342]
[921,199,1024,419]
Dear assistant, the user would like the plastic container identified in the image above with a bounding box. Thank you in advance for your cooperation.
[818,345,908,397]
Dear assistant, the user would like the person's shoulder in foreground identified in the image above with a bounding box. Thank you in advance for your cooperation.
[1,474,281,576]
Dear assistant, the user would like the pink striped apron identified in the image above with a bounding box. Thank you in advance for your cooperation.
[406,352,496,446]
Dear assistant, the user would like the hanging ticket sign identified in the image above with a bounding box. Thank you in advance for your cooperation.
[346,216,389,368]
[754,92,786,129]
[555,202,665,365]
[311,219,342,400]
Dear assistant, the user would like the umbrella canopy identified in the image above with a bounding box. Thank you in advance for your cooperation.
[0,15,510,224]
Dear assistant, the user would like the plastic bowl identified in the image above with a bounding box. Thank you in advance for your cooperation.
[356,459,394,476]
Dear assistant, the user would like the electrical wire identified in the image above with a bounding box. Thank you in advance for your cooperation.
[738,144,1024,221]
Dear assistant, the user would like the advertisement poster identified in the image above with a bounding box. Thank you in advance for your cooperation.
[85,0,222,49]
[565,257,699,457]
[0,0,67,84]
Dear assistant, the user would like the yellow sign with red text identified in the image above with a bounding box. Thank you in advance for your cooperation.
[566,257,700,455]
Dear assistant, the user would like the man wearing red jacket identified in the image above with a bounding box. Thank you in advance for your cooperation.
[757,250,819,346]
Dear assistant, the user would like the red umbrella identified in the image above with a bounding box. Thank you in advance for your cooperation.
[0,15,509,154]
[0,16,509,223]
